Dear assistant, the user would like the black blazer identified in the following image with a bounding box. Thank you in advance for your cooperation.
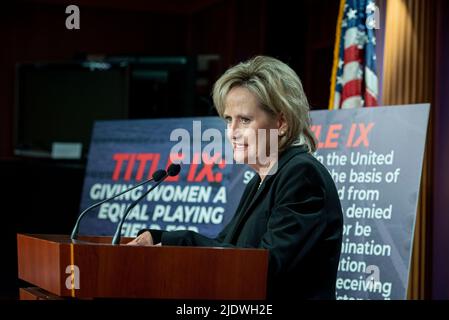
[140,145,343,300]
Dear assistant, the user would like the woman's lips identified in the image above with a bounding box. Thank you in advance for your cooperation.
[233,143,247,150]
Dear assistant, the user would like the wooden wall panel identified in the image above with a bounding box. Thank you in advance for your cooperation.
[382,0,436,300]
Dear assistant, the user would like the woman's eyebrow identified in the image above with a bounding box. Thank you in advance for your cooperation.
[225,113,251,119]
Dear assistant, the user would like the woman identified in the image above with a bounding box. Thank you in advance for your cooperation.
[129,56,343,300]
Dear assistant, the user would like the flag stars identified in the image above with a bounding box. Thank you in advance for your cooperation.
[367,17,376,29]
[367,2,376,13]
[338,59,344,70]
[337,76,343,86]
[347,8,357,20]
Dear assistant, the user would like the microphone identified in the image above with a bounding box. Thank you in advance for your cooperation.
[167,162,181,177]
[70,169,167,240]
[111,163,181,245]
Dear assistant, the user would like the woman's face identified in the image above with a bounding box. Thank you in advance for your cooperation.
[223,86,285,171]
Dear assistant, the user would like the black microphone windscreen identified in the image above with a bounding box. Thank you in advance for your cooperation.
[152,169,167,182]
[167,164,181,177]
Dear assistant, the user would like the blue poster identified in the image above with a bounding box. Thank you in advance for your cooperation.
[310,104,429,300]
[79,117,252,238]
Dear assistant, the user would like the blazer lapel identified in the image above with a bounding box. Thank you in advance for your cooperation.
[227,145,309,244]
[223,175,260,243]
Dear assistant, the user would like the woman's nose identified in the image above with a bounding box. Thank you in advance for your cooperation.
[228,121,242,140]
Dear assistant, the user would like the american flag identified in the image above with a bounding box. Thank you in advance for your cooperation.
[329,0,378,109]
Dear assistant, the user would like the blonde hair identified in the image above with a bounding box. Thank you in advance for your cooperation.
[212,56,317,153]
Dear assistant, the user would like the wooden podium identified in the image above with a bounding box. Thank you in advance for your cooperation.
[17,233,268,300]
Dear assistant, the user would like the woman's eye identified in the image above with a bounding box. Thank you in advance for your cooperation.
[224,117,232,124]
[241,118,250,124]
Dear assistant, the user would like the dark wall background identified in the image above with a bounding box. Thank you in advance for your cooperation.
[0,0,338,299]
[0,0,338,157]
[433,0,449,300]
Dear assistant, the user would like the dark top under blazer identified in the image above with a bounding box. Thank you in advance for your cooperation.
[139,145,343,300]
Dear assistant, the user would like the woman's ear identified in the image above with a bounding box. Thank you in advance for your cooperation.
[277,113,288,136]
